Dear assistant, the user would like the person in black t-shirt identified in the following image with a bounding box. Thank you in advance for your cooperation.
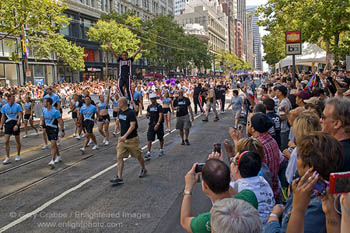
[263,98,282,148]
[193,83,204,115]
[108,43,144,101]
[145,93,164,160]
[110,97,147,185]
[173,89,194,145]
[218,82,228,113]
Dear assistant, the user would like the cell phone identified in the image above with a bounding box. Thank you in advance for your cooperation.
[314,179,328,195]
[329,172,350,194]
[213,143,221,153]
[195,163,205,173]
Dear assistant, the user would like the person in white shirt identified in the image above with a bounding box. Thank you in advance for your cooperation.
[230,150,275,225]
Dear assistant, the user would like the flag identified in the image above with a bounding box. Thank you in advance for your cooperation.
[304,74,317,90]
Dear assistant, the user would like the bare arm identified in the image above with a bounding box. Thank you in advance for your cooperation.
[108,43,119,59]
[132,44,144,60]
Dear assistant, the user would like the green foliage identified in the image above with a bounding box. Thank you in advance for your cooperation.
[216,51,251,71]
[0,0,85,70]
[257,0,350,64]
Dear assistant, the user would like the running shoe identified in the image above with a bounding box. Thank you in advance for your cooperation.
[103,138,106,144]
[110,177,124,184]
[181,140,185,145]
[73,133,76,137]
[159,149,164,157]
[145,152,151,161]
[185,139,190,145]
[42,144,48,150]
[202,117,208,122]
[104,140,110,145]
[87,139,93,146]
[48,160,55,168]
[15,155,21,161]
[81,133,85,138]
[23,134,28,138]
[92,145,99,150]
[54,156,62,163]
[3,157,10,165]
[80,147,86,153]
[76,135,81,140]
[139,169,147,178]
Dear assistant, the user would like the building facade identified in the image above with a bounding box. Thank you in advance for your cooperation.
[221,0,237,54]
[247,6,262,70]
[246,14,255,68]
[234,19,243,59]
[237,0,247,60]
[175,0,228,55]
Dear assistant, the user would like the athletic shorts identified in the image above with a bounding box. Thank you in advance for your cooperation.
[72,112,78,119]
[113,111,119,118]
[83,119,94,134]
[24,114,32,121]
[98,114,110,123]
[4,120,20,136]
[147,124,164,141]
[207,102,217,111]
[163,107,171,114]
[117,136,142,159]
[46,126,59,141]
[176,115,192,130]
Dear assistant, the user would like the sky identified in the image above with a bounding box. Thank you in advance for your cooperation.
[247,0,269,71]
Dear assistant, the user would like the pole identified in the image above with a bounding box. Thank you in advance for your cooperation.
[292,54,296,82]
[20,24,27,85]
[228,8,231,54]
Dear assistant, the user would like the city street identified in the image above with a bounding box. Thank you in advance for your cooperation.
[0,107,233,233]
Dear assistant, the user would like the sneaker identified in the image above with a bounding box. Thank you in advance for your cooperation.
[181,140,185,145]
[214,117,219,122]
[73,133,76,137]
[159,149,164,157]
[103,138,106,144]
[92,145,99,150]
[185,139,190,145]
[80,147,86,153]
[202,117,208,122]
[23,134,28,138]
[76,135,81,140]
[81,133,85,138]
[139,168,147,178]
[48,160,55,168]
[110,177,124,184]
[113,131,116,136]
[42,144,48,150]
[87,139,93,146]
[104,140,110,145]
[54,156,62,163]
[145,152,151,161]
[3,157,10,165]
[15,155,21,161]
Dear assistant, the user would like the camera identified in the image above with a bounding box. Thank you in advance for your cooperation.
[195,163,205,173]
[213,143,221,153]
[329,172,350,194]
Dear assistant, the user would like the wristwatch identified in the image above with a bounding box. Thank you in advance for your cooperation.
[183,190,192,196]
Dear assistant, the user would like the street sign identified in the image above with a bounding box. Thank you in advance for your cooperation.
[286,43,302,55]
[286,31,301,43]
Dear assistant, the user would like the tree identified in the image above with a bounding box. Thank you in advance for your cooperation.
[0,0,85,71]
[257,0,350,65]
[87,19,141,80]
[216,51,251,72]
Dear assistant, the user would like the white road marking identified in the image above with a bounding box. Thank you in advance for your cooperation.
[0,114,201,232]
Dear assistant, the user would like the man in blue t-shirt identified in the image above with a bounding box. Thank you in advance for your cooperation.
[79,96,98,153]
[0,93,23,164]
[40,97,65,168]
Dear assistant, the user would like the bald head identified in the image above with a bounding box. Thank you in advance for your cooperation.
[118,97,128,109]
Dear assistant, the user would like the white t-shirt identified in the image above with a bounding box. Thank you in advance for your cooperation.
[230,176,275,224]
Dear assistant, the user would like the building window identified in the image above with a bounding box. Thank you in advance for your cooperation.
[34,65,45,78]
[91,0,95,7]
[3,39,16,57]
[0,40,3,57]
[101,0,105,11]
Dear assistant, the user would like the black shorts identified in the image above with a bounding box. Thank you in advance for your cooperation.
[24,114,32,121]
[98,114,110,123]
[113,111,119,118]
[147,124,164,141]
[72,112,78,119]
[83,120,94,134]
[163,108,171,114]
[46,126,59,141]
[5,120,20,136]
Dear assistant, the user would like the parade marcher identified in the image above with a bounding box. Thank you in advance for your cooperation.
[226,89,244,128]
[202,84,219,122]
[1,93,23,164]
[162,91,173,133]
[97,87,111,145]
[145,93,164,160]
[0,91,8,122]
[218,81,228,113]
[70,94,81,139]
[110,97,147,185]
[108,43,144,100]
[20,95,39,138]
[79,96,99,152]
[40,97,65,168]
[173,89,194,145]
[111,92,120,136]
[193,83,204,115]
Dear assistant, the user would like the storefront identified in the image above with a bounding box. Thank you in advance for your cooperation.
[0,62,20,87]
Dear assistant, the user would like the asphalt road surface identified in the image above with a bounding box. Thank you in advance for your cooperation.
[0,104,234,233]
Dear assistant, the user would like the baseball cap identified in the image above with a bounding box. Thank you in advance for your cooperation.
[149,93,157,99]
[251,112,274,133]
[295,90,311,100]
